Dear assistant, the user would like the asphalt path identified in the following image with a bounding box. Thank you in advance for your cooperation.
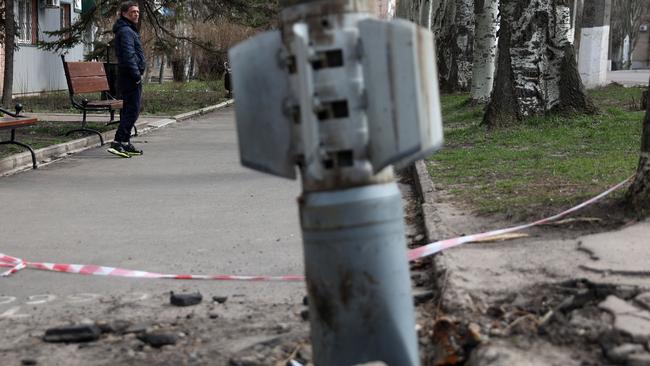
[0,107,305,317]
[607,69,650,87]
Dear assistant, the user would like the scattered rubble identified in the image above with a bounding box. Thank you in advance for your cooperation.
[212,296,228,304]
[170,292,203,307]
[42,324,102,343]
[599,295,650,342]
[137,332,179,348]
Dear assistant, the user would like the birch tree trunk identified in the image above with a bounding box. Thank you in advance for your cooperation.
[470,0,499,103]
[610,0,645,70]
[2,0,15,106]
[437,0,474,92]
[483,0,595,127]
[627,80,650,217]
[395,0,422,22]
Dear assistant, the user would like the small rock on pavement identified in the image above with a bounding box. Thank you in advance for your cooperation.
[300,309,309,321]
[170,292,203,307]
[97,319,131,334]
[212,295,228,304]
[413,289,434,305]
[599,296,650,342]
[43,324,102,343]
[636,292,650,310]
[628,353,650,366]
[229,355,265,366]
[137,332,178,348]
[21,359,37,365]
[606,343,646,363]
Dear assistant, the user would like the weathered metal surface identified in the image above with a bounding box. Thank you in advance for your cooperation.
[359,18,443,173]
[292,23,324,181]
[228,31,296,179]
[229,3,440,363]
[301,182,419,366]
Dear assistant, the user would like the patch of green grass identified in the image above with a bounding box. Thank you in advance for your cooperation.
[427,85,643,220]
[14,80,228,115]
[0,121,117,159]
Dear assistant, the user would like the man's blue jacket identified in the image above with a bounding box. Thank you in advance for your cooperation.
[113,17,146,81]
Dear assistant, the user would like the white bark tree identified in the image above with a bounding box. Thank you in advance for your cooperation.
[2,0,15,106]
[610,0,646,70]
[627,81,650,217]
[397,0,474,92]
[484,0,595,127]
[470,0,499,103]
[395,0,423,22]
[437,0,475,92]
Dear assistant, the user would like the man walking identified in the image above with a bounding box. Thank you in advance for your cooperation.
[107,1,146,158]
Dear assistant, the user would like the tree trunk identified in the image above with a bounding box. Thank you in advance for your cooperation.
[158,54,165,84]
[569,0,582,48]
[437,0,474,92]
[2,0,15,106]
[395,0,423,22]
[188,53,195,80]
[470,0,499,103]
[627,80,650,217]
[483,0,595,127]
[170,56,186,82]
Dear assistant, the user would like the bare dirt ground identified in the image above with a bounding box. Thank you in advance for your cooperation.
[0,170,437,366]
[3,160,649,366]
[415,160,650,366]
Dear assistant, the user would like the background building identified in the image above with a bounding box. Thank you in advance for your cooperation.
[3,0,87,97]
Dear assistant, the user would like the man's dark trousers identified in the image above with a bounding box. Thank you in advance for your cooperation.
[115,73,142,142]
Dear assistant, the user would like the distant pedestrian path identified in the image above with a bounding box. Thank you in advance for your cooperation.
[607,70,650,87]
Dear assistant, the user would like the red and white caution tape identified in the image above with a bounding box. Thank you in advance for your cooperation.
[0,253,303,282]
[0,176,633,281]
[406,176,633,261]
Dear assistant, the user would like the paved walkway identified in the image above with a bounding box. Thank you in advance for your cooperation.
[27,112,169,124]
[0,107,305,316]
[607,70,650,87]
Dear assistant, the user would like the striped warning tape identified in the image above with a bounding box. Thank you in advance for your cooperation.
[0,253,303,282]
[0,176,633,282]
[406,176,633,261]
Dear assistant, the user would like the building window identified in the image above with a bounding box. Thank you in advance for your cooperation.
[15,0,38,44]
[60,3,71,39]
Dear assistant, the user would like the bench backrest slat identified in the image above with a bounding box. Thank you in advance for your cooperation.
[0,117,38,129]
[63,61,110,94]
[70,77,110,94]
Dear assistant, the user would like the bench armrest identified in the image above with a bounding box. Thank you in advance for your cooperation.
[0,104,24,118]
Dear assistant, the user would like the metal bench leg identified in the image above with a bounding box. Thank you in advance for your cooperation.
[0,129,37,169]
[105,119,136,136]
[82,110,88,128]
[66,129,105,146]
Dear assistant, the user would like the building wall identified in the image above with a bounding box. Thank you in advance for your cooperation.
[0,44,4,95]
[374,0,395,19]
[630,13,650,69]
[13,0,85,95]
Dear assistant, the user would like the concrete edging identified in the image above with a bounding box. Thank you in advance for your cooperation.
[173,100,234,121]
[412,160,441,243]
[0,99,234,177]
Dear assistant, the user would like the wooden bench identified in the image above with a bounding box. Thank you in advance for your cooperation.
[0,104,38,169]
[61,55,136,145]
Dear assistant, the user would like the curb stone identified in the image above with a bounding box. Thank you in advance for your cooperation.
[413,160,440,243]
[173,100,234,121]
[411,159,488,313]
[0,99,234,177]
